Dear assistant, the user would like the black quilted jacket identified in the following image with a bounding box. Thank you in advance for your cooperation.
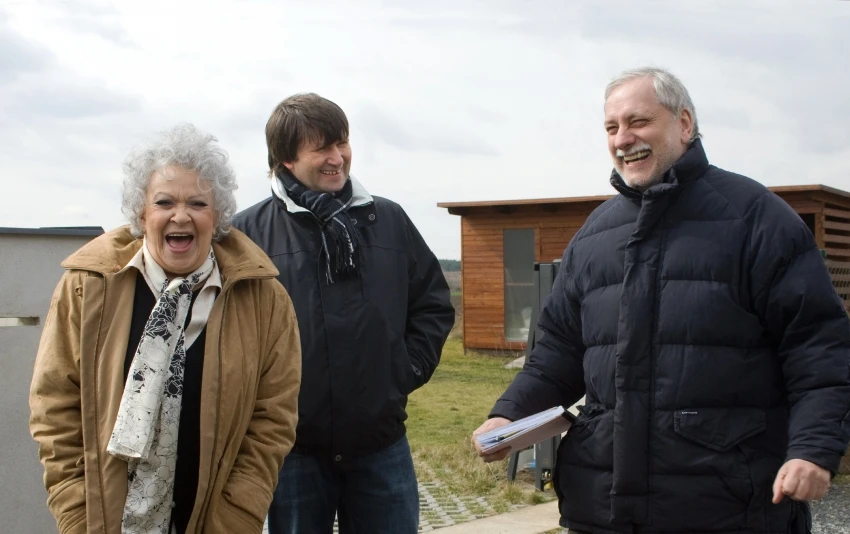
[492,140,850,533]
[234,188,454,461]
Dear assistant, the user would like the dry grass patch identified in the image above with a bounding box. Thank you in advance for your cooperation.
[407,338,557,512]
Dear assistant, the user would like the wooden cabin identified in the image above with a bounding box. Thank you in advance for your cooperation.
[439,184,850,352]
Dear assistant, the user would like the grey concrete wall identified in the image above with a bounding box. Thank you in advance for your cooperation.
[0,234,98,532]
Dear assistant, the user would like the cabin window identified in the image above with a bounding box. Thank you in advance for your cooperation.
[504,228,535,342]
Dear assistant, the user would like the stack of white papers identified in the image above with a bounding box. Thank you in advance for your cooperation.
[476,406,575,454]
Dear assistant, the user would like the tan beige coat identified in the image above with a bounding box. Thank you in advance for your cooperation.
[29,226,301,534]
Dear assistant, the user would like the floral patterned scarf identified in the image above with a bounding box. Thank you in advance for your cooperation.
[107,241,218,533]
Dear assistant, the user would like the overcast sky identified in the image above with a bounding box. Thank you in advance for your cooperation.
[1,0,848,259]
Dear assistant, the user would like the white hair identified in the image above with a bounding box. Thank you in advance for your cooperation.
[605,67,701,141]
[121,123,238,239]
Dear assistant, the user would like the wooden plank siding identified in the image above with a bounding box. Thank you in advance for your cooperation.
[460,202,601,350]
[452,187,850,351]
[822,205,850,262]
[819,198,850,311]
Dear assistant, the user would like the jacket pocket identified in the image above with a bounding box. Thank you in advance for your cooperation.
[556,403,614,527]
[208,474,270,533]
[386,330,421,397]
[673,408,766,453]
[49,478,87,534]
[206,497,262,533]
[561,403,613,467]
[59,513,87,534]
[672,407,766,506]
[574,403,607,427]
[395,340,418,395]
[788,501,812,534]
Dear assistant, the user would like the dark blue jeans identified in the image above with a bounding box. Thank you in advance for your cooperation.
[268,436,419,534]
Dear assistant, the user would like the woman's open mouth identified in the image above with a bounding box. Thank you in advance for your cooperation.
[165,233,194,253]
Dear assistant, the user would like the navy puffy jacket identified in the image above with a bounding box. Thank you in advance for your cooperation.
[492,140,850,533]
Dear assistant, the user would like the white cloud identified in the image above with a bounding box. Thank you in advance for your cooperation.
[1,0,849,259]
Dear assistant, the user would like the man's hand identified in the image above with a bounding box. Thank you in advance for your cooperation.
[472,417,513,463]
[772,459,831,503]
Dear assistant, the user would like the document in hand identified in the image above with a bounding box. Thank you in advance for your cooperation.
[476,406,576,454]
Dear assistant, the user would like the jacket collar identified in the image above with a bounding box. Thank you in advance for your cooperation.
[271,174,373,215]
[610,138,710,200]
[61,226,279,288]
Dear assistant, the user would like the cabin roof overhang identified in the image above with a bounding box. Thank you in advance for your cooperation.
[437,184,850,216]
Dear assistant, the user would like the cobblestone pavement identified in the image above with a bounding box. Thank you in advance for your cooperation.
[262,480,513,533]
[261,481,850,534]
[546,482,850,534]
[810,482,850,534]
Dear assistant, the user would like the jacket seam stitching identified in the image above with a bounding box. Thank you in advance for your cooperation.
[751,244,816,303]
[582,281,622,297]
[661,277,732,284]
[572,212,633,246]
[702,173,768,221]
[567,196,629,246]
[90,272,108,533]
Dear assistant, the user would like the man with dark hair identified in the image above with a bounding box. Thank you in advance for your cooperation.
[473,68,850,533]
[233,93,454,534]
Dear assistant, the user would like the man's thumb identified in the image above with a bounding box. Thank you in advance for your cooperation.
[772,467,786,504]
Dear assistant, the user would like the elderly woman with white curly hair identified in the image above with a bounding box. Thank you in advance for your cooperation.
[29,123,301,534]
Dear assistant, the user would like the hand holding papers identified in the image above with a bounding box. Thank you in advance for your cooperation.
[475,406,575,455]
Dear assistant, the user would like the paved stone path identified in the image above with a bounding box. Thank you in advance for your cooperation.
[545,483,850,534]
[262,479,512,533]
[261,479,850,534]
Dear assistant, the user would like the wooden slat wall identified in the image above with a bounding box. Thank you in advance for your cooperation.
[777,192,823,216]
[822,206,850,261]
[540,226,580,262]
[819,201,850,312]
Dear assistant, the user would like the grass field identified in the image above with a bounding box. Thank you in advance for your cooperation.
[406,337,556,512]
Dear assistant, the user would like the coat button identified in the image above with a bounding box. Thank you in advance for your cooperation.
[413,367,421,376]
[351,218,358,225]
[335,455,342,462]
[368,214,376,221]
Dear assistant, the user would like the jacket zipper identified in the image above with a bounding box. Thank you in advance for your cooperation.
[646,217,668,525]
[210,290,229,495]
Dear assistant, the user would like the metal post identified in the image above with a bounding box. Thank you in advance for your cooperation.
[507,259,562,487]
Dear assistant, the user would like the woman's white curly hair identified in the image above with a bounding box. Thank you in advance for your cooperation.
[121,123,238,239]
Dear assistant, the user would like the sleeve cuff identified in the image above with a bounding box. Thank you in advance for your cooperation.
[489,399,529,422]
[785,446,841,477]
